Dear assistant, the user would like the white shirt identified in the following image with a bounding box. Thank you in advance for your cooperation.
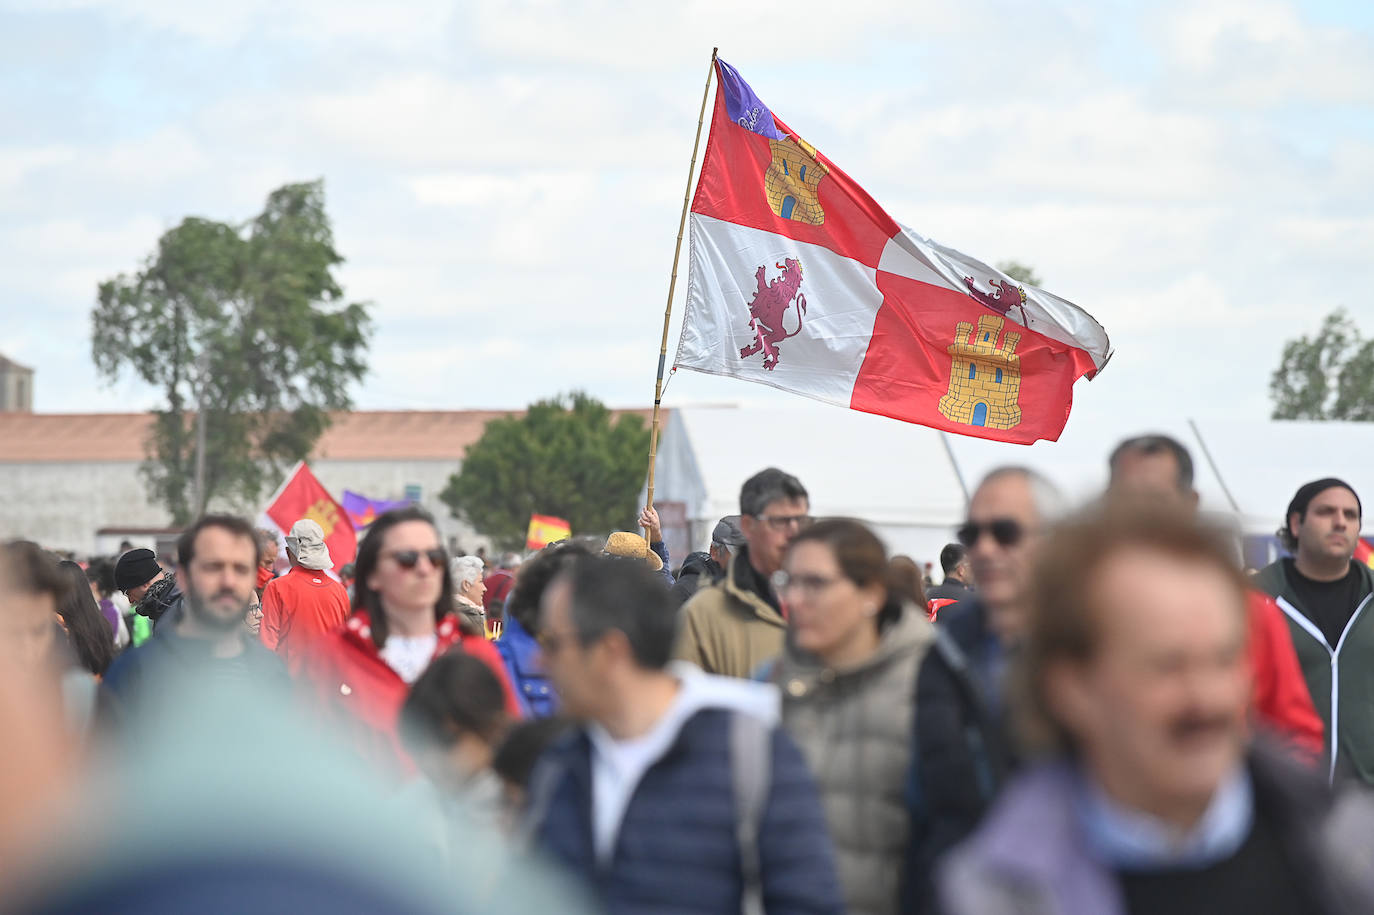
[584,663,783,865]
[379,632,437,684]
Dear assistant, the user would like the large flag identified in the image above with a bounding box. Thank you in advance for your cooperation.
[526,514,571,551]
[259,462,357,575]
[674,58,1113,444]
[341,490,412,529]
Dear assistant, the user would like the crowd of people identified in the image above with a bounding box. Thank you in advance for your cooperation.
[4,431,1374,913]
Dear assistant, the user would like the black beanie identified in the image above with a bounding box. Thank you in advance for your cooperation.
[1286,478,1362,524]
[114,548,162,592]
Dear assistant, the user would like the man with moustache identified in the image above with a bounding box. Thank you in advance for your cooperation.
[940,507,1374,915]
[102,514,288,722]
[1255,479,1374,785]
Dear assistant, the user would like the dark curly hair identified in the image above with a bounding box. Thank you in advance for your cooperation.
[505,540,594,636]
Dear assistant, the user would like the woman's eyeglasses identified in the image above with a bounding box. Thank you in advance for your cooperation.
[386,548,447,570]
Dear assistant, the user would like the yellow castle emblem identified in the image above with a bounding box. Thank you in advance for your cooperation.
[765,136,828,225]
[938,315,1022,430]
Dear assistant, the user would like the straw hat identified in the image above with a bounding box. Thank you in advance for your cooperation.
[602,531,664,571]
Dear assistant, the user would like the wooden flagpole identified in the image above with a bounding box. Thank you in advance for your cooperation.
[644,47,717,533]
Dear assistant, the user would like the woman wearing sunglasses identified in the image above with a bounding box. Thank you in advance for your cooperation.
[302,506,521,776]
[768,518,937,915]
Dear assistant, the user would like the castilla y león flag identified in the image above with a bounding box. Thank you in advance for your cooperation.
[673,58,1113,444]
[260,461,357,574]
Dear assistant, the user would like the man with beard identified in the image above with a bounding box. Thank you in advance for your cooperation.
[102,515,288,723]
[940,507,1374,915]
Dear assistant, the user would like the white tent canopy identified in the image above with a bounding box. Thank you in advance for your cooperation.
[646,403,1374,569]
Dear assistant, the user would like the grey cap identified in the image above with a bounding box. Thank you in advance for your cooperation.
[711,515,747,548]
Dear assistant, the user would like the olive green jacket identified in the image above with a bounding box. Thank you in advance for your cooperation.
[673,550,787,679]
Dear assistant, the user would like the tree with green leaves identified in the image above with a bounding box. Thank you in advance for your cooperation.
[996,260,1042,287]
[1270,308,1374,420]
[92,180,371,523]
[441,392,651,550]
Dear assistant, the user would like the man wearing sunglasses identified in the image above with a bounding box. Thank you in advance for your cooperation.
[902,466,1061,912]
[675,468,811,679]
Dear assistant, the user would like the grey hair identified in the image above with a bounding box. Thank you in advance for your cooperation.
[979,466,1067,523]
[449,554,485,589]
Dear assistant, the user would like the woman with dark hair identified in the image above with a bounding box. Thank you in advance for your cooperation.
[84,558,129,649]
[769,518,936,915]
[302,506,519,775]
[494,539,594,718]
[56,561,115,677]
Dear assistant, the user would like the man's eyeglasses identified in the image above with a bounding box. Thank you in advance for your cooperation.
[956,519,1026,548]
[386,548,447,570]
[753,514,813,532]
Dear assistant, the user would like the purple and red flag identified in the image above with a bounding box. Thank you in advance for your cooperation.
[341,490,413,530]
[674,58,1113,444]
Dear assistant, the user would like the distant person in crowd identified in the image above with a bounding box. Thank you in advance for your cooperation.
[887,555,929,617]
[101,516,289,724]
[55,560,115,678]
[670,515,746,609]
[245,589,263,638]
[1254,478,1374,784]
[940,507,1374,915]
[399,650,512,837]
[905,467,1061,911]
[484,552,522,626]
[496,540,594,718]
[1107,434,1323,759]
[255,527,280,595]
[492,715,572,830]
[529,555,845,915]
[302,506,519,775]
[259,519,350,674]
[339,562,356,601]
[84,557,129,649]
[770,520,936,915]
[602,528,669,581]
[115,547,182,633]
[676,468,811,678]
[926,543,974,604]
[450,555,489,638]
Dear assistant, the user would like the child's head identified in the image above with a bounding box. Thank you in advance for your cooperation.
[491,716,573,814]
[399,650,509,792]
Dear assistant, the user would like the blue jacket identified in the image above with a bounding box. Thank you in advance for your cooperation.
[531,669,844,915]
[495,614,558,719]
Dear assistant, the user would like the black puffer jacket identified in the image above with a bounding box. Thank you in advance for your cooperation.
[669,551,723,610]
[903,598,1013,914]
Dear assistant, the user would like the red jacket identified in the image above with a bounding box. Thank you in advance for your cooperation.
[1248,590,1323,758]
[302,610,521,776]
[260,566,351,673]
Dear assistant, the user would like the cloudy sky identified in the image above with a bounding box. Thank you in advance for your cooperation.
[4,0,1372,430]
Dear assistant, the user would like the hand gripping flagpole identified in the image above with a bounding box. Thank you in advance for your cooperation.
[644,47,717,538]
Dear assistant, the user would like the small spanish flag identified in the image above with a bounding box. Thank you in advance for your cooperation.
[527,514,572,551]
[1355,538,1374,569]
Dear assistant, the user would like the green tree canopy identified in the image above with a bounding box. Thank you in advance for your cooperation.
[996,260,1042,287]
[92,180,371,522]
[1270,308,1374,420]
[441,392,651,551]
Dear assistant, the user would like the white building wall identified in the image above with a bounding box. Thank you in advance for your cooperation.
[0,458,489,556]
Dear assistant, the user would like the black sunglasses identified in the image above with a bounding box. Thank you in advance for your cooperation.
[387,548,447,570]
[956,519,1026,548]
